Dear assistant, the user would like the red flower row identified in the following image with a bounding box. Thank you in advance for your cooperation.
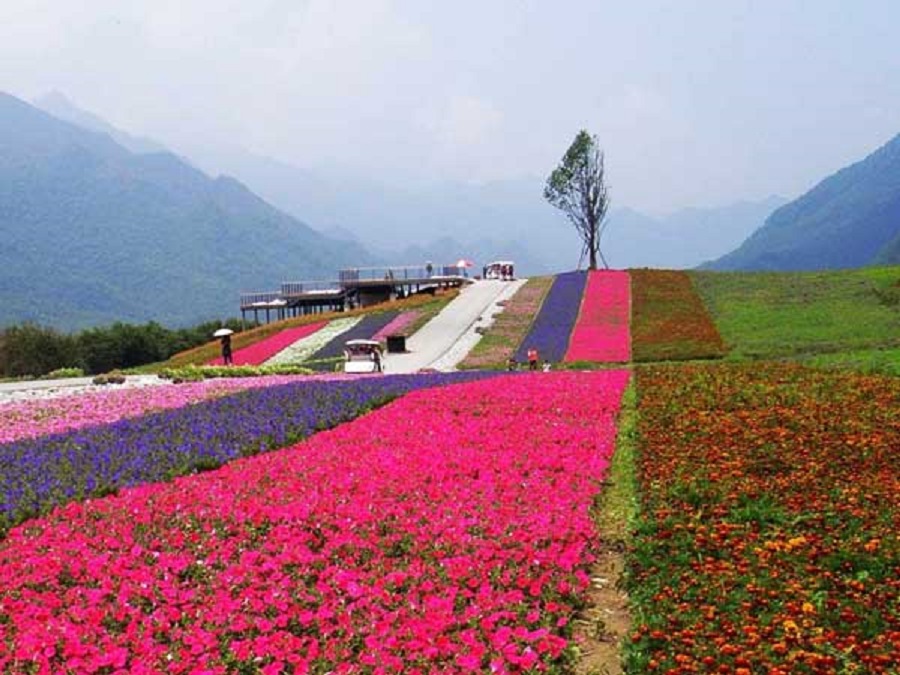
[208,322,327,366]
[0,371,629,673]
[630,269,725,361]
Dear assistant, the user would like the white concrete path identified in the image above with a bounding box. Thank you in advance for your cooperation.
[0,375,165,404]
[386,279,526,374]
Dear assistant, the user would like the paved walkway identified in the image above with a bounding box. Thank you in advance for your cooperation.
[387,279,526,374]
[0,375,164,404]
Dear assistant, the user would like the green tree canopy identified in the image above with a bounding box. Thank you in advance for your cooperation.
[544,130,610,269]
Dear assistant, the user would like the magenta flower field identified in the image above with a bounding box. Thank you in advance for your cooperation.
[209,322,328,366]
[564,270,631,363]
[0,371,628,673]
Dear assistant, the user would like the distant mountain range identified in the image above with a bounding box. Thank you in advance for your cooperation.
[708,134,900,270]
[174,139,786,274]
[1,91,375,330]
[33,92,787,277]
[605,197,787,269]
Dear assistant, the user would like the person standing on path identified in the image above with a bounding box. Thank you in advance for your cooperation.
[527,347,539,371]
[221,335,233,366]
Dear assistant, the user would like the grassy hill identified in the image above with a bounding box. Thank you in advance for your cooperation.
[691,266,900,373]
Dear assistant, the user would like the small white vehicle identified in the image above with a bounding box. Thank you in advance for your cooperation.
[343,339,384,374]
[484,260,515,280]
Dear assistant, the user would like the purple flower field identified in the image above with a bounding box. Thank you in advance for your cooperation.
[514,271,588,363]
[0,372,495,536]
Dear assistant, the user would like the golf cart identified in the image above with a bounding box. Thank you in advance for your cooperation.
[343,339,384,374]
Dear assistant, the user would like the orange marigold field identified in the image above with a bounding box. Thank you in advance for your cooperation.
[630,269,726,362]
[460,277,554,369]
[627,363,900,674]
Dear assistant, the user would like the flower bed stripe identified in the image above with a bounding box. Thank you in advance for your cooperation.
[263,318,360,366]
[0,373,494,536]
[628,363,900,672]
[370,310,420,343]
[460,277,554,369]
[0,370,628,673]
[304,312,400,371]
[514,271,588,364]
[630,269,726,361]
[0,376,318,445]
[564,270,631,363]
[208,322,328,366]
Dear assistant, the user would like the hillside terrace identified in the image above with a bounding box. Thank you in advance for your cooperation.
[240,263,472,324]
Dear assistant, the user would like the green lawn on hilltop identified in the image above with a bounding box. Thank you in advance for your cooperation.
[691,266,900,372]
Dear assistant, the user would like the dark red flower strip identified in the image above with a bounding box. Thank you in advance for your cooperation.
[630,269,726,361]
[564,270,631,362]
[208,321,328,366]
[0,371,629,673]
[628,363,900,673]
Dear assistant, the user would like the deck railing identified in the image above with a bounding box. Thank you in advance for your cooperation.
[239,292,285,309]
[280,281,342,296]
[338,265,466,284]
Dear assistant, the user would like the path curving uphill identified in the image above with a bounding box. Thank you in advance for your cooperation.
[387,279,526,373]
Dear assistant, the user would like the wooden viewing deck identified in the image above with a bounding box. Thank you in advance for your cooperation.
[240,264,471,325]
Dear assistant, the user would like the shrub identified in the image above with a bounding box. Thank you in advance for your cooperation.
[39,367,86,380]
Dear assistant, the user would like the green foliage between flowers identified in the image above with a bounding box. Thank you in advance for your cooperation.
[157,364,314,382]
[39,367,86,380]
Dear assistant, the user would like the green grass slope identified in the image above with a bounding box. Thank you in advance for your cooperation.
[691,266,900,373]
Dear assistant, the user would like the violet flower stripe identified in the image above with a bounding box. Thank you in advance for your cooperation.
[514,271,589,363]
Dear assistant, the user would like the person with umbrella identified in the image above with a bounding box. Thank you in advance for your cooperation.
[214,328,234,366]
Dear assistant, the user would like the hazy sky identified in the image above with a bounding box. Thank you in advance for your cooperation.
[2,0,898,213]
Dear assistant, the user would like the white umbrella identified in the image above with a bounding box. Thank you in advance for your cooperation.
[213,328,234,338]
[456,258,475,268]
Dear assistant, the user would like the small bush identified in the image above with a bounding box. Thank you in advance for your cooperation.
[40,367,86,380]
[157,364,314,381]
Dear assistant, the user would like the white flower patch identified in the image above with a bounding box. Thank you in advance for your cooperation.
[264,317,363,365]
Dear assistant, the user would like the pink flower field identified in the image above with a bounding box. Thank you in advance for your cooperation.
[564,270,631,363]
[0,371,629,673]
[209,322,328,366]
[0,376,316,444]
[370,311,420,342]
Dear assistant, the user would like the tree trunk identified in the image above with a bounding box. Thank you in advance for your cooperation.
[588,219,597,270]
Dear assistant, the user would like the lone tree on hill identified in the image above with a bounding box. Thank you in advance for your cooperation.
[544,130,610,269]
